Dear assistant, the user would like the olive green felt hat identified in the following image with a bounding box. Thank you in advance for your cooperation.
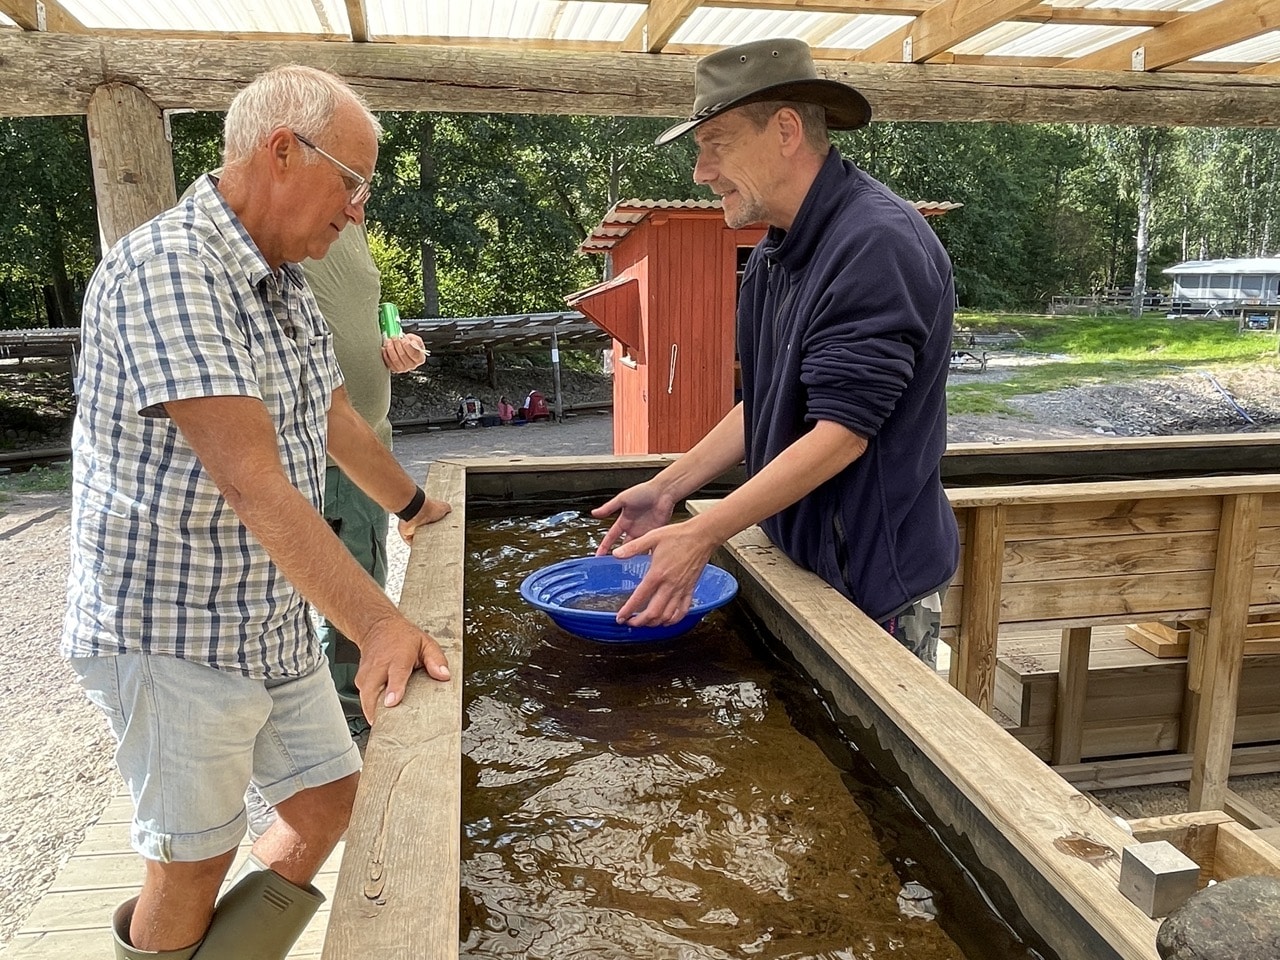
[656,37,871,145]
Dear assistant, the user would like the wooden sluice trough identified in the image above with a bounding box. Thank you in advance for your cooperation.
[322,439,1280,960]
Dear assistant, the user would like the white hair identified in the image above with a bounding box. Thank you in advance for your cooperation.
[222,65,382,167]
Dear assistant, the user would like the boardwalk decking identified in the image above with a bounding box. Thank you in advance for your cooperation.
[4,787,341,959]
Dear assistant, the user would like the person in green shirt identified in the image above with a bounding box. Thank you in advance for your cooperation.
[181,176,427,741]
[301,219,428,738]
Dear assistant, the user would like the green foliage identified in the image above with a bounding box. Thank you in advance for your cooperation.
[367,226,425,317]
[7,108,1280,326]
[0,116,98,329]
[169,111,226,194]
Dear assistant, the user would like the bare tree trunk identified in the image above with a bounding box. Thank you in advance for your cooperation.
[1130,129,1160,320]
[418,114,440,318]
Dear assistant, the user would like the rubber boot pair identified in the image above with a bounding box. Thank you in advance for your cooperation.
[112,856,324,960]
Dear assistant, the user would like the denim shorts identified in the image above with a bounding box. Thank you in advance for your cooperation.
[71,652,361,863]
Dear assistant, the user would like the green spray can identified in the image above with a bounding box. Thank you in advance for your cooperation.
[378,302,402,339]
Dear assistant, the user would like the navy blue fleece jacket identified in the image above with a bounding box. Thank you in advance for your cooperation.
[738,148,959,623]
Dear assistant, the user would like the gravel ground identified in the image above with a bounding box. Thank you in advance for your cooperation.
[2,356,1279,946]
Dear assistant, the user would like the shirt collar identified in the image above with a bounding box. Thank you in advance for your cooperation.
[188,173,308,292]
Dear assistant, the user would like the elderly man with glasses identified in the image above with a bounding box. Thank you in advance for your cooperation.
[65,65,452,960]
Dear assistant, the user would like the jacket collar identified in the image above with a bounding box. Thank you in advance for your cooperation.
[760,147,849,270]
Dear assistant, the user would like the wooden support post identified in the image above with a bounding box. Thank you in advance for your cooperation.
[956,504,1006,713]
[86,82,177,249]
[1053,626,1093,764]
[1189,493,1262,811]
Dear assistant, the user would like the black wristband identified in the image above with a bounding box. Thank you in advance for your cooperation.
[396,486,427,523]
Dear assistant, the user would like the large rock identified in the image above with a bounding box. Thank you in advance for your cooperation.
[1157,875,1280,960]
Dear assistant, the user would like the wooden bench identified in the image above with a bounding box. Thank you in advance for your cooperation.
[944,475,1280,810]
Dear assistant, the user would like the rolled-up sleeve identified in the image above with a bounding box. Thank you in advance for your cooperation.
[114,252,262,418]
[800,222,941,439]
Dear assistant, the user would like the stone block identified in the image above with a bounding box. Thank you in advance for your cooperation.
[1119,840,1200,918]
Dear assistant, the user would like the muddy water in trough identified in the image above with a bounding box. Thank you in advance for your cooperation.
[460,509,1052,960]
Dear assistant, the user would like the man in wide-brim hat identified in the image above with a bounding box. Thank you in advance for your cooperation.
[595,38,960,668]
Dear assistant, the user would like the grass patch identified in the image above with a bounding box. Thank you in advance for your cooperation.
[0,462,72,506]
[956,311,1279,365]
[947,312,1280,415]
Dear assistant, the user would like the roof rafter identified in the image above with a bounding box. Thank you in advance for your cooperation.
[601,0,1179,26]
[706,0,1181,28]
[1067,0,1280,72]
[0,0,86,33]
[343,0,369,43]
[622,0,702,53]
[856,0,1044,63]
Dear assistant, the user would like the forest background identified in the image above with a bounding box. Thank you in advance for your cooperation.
[2,112,1278,329]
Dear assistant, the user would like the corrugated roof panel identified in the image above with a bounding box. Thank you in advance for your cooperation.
[550,2,645,42]
[1075,0,1217,11]
[59,0,347,32]
[955,22,1148,58]
[1192,29,1280,62]
[373,0,637,41]
[823,15,918,50]
[672,8,857,48]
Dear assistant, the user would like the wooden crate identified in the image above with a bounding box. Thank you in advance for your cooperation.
[997,630,1280,762]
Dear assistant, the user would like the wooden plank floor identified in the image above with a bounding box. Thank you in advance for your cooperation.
[5,787,341,959]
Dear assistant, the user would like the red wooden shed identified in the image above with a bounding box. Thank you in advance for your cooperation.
[568,198,962,456]
[567,200,766,455]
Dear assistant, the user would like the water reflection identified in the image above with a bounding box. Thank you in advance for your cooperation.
[462,510,975,959]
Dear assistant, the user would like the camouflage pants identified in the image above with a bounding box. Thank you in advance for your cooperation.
[880,589,945,668]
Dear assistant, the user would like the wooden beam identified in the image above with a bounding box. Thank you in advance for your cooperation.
[1052,626,1092,764]
[4,34,1280,127]
[1244,60,1280,76]
[707,0,1182,27]
[1068,0,1280,73]
[86,83,176,248]
[1189,493,1263,810]
[1212,820,1280,880]
[1223,789,1280,831]
[342,0,370,43]
[1056,744,1280,790]
[0,0,85,33]
[857,0,1044,64]
[622,0,702,53]
[956,504,1006,712]
[323,461,465,960]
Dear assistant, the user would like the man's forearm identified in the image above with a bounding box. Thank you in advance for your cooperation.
[326,396,420,516]
[692,418,867,545]
[223,470,402,645]
[651,403,747,503]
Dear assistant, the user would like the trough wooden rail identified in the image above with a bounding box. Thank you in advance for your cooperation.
[943,474,1280,811]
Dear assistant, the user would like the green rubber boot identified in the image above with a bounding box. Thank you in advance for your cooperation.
[111,898,201,960]
[191,858,325,960]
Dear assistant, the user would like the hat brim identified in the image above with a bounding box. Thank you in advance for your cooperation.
[655,78,871,145]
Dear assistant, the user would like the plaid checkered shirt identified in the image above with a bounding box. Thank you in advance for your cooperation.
[62,174,343,678]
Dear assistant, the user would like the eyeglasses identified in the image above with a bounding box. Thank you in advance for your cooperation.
[292,131,372,207]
